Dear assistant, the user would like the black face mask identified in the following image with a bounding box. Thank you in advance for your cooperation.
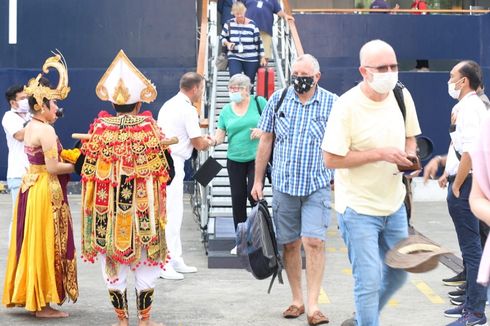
[292,76,315,94]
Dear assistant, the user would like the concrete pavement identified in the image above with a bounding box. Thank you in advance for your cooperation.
[0,191,486,326]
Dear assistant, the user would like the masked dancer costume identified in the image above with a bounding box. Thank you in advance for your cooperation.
[79,50,173,324]
[3,54,79,312]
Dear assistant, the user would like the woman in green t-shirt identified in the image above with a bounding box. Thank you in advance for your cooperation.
[214,74,268,254]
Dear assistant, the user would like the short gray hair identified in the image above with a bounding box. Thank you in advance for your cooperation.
[292,54,320,73]
[228,73,252,91]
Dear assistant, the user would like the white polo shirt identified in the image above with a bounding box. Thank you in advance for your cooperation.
[446,91,488,176]
[157,92,202,160]
[2,109,30,179]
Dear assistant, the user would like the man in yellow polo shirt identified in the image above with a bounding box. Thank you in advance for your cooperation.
[322,39,421,326]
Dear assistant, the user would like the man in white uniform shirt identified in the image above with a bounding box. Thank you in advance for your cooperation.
[435,60,488,326]
[157,72,214,280]
[2,85,30,241]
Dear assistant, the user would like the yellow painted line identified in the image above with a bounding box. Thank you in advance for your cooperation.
[387,299,399,307]
[318,287,330,304]
[327,230,337,236]
[412,280,445,304]
[342,268,352,276]
[326,247,337,252]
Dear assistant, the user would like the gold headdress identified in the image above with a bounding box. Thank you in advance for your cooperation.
[24,51,70,111]
[95,50,157,105]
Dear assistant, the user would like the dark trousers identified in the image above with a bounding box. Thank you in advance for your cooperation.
[228,59,260,87]
[447,175,487,313]
[227,158,257,231]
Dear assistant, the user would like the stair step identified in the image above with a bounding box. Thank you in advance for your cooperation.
[207,249,306,269]
[211,187,272,197]
[207,250,244,269]
[210,196,273,207]
[209,203,272,217]
[209,207,235,217]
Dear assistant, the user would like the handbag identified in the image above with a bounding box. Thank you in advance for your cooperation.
[192,156,223,187]
[216,52,228,71]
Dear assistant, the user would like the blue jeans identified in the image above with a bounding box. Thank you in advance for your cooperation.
[338,205,408,326]
[228,59,260,86]
[7,177,22,242]
[447,176,487,314]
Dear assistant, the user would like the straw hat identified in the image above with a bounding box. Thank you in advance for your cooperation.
[385,235,451,273]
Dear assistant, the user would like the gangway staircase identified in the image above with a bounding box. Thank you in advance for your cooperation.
[195,0,303,269]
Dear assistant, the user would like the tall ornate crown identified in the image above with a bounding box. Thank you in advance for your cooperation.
[24,52,70,111]
[95,50,157,105]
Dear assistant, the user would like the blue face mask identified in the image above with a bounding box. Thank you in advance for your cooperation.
[229,91,243,103]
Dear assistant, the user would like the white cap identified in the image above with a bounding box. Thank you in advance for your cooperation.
[95,50,157,104]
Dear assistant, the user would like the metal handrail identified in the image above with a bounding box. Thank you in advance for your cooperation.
[275,0,303,86]
[272,37,286,89]
[192,0,222,247]
[199,0,220,235]
[282,0,304,56]
[291,8,490,14]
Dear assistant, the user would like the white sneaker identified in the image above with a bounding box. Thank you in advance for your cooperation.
[230,246,237,255]
[173,261,197,274]
[160,264,184,280]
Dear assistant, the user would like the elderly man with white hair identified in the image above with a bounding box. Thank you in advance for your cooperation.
[322,40,421,326]
[252,54,337,326]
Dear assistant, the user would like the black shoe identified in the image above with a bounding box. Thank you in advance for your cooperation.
[448,289,465,299]
[450,294,465,306]
[443,271,466,286]
[457,282,466,291]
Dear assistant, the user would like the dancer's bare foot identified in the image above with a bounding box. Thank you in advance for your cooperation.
[138,320,165,326]
[112,319,129,326]
[35,305,69,318]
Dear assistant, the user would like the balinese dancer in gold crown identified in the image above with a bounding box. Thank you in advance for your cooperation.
[2,53,79,318]
[78,50,174,326]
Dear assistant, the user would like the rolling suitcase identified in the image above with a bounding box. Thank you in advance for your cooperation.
[256,67,275,99]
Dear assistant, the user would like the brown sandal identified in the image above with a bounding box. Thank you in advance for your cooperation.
[282,304,305,319]
[307,310,329,325]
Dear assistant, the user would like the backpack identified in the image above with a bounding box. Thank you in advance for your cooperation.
[393,81,406,120]
[236,199,284,293]
[393,81,415,224]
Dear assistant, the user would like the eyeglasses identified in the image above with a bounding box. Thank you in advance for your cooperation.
[228,86,244,91]
[365,64,399,73]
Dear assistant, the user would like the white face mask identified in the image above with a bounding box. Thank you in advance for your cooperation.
[448,78,464,100]
[15,98,30,113]
[367,71,398,94]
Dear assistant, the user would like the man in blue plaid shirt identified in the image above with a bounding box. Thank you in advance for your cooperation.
[251,54,337,326]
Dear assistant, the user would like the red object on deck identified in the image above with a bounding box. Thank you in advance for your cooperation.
[256,67,275,99]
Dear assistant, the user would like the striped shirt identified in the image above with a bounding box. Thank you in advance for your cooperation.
[221,18,264,62]
[258,86,338,196]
